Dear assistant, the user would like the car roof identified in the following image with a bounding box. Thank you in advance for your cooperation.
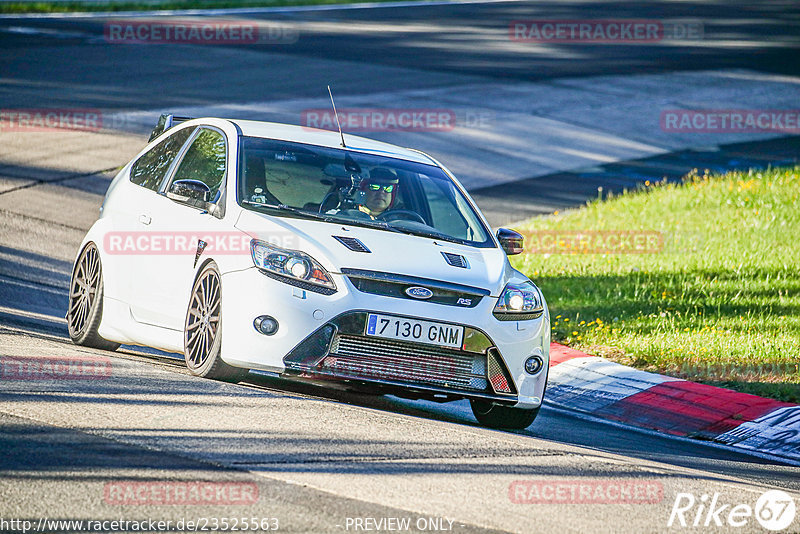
[229,119,437,166]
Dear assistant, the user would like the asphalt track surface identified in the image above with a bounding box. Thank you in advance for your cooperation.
[1,1,800,532]
[1,0,799,105]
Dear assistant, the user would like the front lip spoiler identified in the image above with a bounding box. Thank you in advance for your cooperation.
[282,364,518,405]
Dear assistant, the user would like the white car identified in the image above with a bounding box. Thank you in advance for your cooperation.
[68,114,550,429]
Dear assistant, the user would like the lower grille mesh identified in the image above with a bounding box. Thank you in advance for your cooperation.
[322,334,488,391]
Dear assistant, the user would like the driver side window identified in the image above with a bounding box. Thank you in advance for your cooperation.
[171,128,227,200]
[422,178,467,233]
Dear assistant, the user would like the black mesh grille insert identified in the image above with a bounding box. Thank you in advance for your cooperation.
[487,348,516,394]
[333,236,371,253]
[321,334,489,391]
[441,252,468,268]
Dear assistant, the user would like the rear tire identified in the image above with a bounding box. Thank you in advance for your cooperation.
[67,242,120,351]
[184,262,249,383]
[470,399,540,429]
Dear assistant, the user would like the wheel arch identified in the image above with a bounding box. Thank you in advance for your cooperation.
[76,218,123,301]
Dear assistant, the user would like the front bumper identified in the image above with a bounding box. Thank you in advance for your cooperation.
[220,267,549,408]
[283,311,519,405]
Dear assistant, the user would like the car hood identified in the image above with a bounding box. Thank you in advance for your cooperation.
[234,209,509,296]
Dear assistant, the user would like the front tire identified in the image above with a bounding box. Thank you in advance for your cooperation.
[470,400,540,429]
[184,262,249,383]
[67,242,120,351]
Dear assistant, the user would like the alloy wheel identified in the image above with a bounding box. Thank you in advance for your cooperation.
[185,267,221,369]
[68,243,100,338]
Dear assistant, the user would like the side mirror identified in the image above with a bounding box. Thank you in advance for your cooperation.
[167,179,211,203]
[497,228,524,255]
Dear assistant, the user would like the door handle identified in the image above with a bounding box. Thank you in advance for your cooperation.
[138,214,152,225]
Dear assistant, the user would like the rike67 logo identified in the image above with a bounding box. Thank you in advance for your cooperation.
[668,490,796,531]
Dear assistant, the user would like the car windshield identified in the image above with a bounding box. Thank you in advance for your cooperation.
[237,136,493,247]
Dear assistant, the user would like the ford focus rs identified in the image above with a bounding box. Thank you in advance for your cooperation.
[67,114,550,429]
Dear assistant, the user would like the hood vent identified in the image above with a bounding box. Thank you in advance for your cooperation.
[333,236,371,253]
[441,252,468,268]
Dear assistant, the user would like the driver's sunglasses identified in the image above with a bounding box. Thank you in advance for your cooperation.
[367,184,395,193]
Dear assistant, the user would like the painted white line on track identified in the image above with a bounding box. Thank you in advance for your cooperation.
[0,305,66,324]
[0,274,67,295]
[0,0,525,19]
[0,25,93,37]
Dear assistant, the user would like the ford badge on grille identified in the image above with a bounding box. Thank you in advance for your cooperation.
[405,286,434,299]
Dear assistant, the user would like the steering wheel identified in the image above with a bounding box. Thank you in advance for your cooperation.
[377,209,426,224]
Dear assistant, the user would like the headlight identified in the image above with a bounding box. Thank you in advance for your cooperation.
[493,280,544,320]
[250,239,336,294]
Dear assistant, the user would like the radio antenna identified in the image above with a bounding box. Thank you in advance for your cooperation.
[327,85,346,148]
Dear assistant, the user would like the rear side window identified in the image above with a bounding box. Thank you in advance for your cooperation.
[130,126,195,191]
[170,128,227,199]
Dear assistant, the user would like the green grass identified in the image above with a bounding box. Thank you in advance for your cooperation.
[511,166,800,403]
[0,0,395,14]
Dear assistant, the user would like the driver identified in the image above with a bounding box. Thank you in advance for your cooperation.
[358,167,399,218]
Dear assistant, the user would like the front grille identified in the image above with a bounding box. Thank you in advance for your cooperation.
[282,312,517,400]
[342,268,487,308]
[321,334,488,391]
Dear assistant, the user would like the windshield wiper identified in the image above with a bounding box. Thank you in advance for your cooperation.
[344,218,405,234]
[386,224,466,245]
[241,201,334,222]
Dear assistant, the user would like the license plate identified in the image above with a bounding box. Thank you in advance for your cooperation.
[365,313,464,349]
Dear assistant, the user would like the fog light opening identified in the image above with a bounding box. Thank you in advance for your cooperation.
[254,315,279,336]
[524,355,544,375]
